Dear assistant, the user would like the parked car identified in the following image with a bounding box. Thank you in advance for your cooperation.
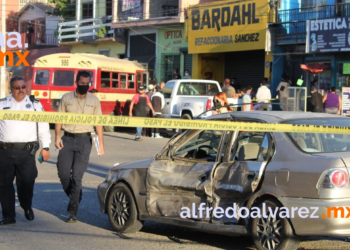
[98,111,350,250]
[160,79,238,119]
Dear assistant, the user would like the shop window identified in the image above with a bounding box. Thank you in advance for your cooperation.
[35,70,49,85]
[112,73,119,88]
[128,74,135,89]
[162,54,180,82]
[101,72,111,88]
[301,0,326,8]
[337,63,350,89]
[121,74,127,89]
[106,0,112,17]
[53,70,75,87]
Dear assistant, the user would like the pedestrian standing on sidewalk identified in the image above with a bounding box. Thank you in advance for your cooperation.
[310,86,323,113]
[241,88,252,111]
[0,76,51,225]
[144,85,154,137]
[55,71,105,223]
[323,87,342,114]
[276,73,290,111]
[151,86,165,138]
[222,78,236,98]
[212,92,232,115]
[256,80,272,111]
[129,86,156,141]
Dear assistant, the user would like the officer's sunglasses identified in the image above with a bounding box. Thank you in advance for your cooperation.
[11,85,26,90]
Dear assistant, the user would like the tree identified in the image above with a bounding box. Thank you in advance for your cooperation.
[6,11,18,32]
[48,0,76,21]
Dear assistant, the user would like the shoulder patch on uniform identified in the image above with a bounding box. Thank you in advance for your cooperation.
[0,98,6,102]
[34,99,40,103]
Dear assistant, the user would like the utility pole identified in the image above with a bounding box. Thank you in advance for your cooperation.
[0,0,7,98]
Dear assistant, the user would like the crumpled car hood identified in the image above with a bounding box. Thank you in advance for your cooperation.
[111,158,153,171]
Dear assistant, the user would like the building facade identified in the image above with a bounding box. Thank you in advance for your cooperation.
[268,0,350,97]
[58,0,125,59]
[110,0,205,82]
[186,0,273,89]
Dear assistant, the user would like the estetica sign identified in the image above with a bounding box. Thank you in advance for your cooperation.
[0,32,29,66]
[306,17,350,53]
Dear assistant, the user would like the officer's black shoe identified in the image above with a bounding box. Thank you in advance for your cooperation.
[67,201,78,223]
[0,218,16,225]
[24,208,34,221]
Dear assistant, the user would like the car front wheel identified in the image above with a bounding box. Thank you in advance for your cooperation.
[107,183,143,233]
[251,199,300,250]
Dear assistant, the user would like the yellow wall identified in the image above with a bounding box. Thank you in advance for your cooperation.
[70,42,125,58]
[192,53,225,83]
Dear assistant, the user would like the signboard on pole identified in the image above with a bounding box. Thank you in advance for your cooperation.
[306,18,350,53]
[342,87,350,116]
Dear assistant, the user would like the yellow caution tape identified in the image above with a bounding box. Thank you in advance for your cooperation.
[0,110,349,134]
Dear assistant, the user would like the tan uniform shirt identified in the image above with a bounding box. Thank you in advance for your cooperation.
[58,91,102,133]
[277,81,290,98]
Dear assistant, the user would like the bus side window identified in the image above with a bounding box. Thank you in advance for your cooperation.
[112,73,119,89]
[35,70,49,85]
[101,71,111,88]
[137,72,142,89]
[121,74,127,89]
[128,74,135,89]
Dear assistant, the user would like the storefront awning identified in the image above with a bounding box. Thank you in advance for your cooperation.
[300,64,329,74]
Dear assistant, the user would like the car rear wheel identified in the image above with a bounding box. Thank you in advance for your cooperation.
[107,183,143,233]
[251,199,300,250]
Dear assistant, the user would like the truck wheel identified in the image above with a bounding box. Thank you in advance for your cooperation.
[181,113,192,120]
[103,111,115,132]
[250,199,300,250]
[107,183,143,233]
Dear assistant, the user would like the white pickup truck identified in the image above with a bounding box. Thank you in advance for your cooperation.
[161,79,239,119]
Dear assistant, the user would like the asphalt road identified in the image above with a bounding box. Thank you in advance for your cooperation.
[0,129,350,250]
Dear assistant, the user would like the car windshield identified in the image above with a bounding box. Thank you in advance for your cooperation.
[282,118,350,153]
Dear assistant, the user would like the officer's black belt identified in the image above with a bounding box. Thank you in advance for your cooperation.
[64,132,91,138]
[0,141,36,149]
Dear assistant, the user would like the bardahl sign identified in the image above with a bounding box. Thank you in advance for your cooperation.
[187,0,269,54]
[306,17,350,53]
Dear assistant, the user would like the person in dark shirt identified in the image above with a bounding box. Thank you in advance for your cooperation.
[173,68,181,80]
[310,86,323,113]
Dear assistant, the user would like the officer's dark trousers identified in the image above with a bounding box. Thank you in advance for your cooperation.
[57,135,92,205]
[0,148,37,220]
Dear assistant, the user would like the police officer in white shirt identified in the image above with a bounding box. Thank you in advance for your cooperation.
[0,76,51,225]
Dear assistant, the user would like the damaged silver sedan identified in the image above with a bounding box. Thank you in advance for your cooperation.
[98,111,350,250]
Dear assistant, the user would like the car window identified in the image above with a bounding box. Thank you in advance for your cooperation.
[230,131,269,162]
[282,118,350,153]
[162,81,175,98]
[53,70,75,87]
[174,130,224,161]
[177,82,210,95]
[34,70,49,85]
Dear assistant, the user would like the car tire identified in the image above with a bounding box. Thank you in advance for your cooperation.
[107,183,143,233]
[181,113,192,120]
[250,199,300,250]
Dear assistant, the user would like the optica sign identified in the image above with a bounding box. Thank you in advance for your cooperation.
[187,0,269,54]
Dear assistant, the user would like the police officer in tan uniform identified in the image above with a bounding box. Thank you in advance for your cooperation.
[55,71,105,223]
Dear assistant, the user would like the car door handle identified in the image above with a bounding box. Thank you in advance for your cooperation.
[199,173,208,182]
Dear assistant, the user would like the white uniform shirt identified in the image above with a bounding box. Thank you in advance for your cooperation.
[256,85,272,104]
[0,95,51,147]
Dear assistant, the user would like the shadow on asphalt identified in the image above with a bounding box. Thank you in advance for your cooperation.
[13,183,257,249]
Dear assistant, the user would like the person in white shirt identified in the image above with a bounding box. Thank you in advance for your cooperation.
[241,88,252,111]
[0,76,51,225]
[256,79,272,111]
[151,86,165,138]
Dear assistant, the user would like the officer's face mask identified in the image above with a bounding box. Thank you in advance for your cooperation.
[77,84,89,95]
[185,73,189,76]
